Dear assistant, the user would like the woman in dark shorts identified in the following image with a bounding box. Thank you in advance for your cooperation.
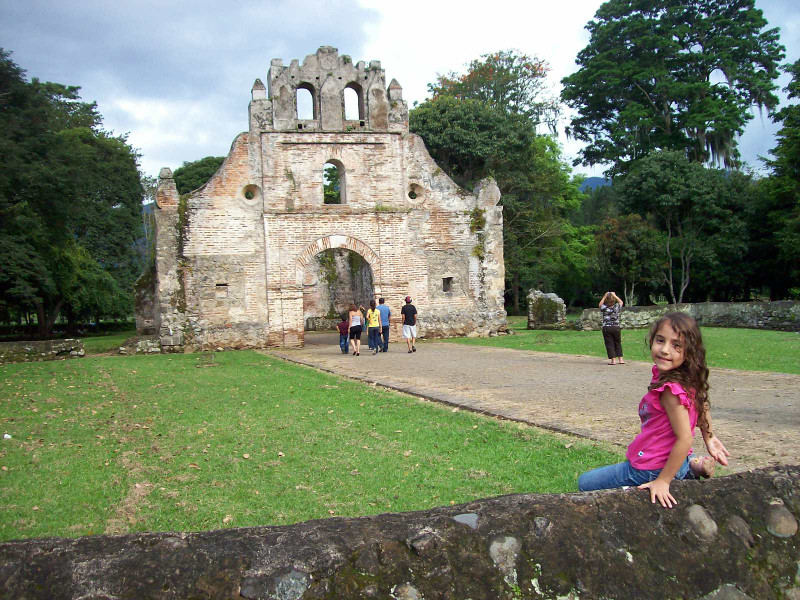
[348,303,364,356]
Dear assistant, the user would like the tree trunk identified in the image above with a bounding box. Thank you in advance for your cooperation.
[664,225,677,305]
[511,274,521,316]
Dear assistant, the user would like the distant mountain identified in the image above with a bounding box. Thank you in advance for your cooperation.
[579,177,611,192]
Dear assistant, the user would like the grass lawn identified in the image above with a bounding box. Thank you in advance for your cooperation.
[447,316,800,375]
[80,329,138,354]
[0,350,619,542]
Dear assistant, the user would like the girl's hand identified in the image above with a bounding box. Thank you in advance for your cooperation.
[638,479,677,508]
[705,436,731,466]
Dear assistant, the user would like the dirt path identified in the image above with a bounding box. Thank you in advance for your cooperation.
[269,332,800,473]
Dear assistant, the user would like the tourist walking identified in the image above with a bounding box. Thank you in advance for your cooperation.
[377,297,391,352]
[366,300,382,355]
[401,296,417,353]
[337,313,349,354]
[578,312,730,508]
[599,291,625,365]
[348,303,364,356]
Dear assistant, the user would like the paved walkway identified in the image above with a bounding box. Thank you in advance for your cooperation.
[268,332,800,473]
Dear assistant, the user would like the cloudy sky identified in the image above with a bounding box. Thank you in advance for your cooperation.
[1,0,797,179]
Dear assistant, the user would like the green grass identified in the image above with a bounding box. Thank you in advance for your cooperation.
[79,329,137,354]
[0,351,619,541]
[448,316,800,374]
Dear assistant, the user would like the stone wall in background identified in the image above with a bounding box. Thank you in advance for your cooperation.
[0,339,85,364]
[1,466,797,599]
[578,301,800,332]
[527,290,566,330]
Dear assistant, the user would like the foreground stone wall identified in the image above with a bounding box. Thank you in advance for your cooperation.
[1,466,797,599]
[0,339,85,364]
[578,301,800,332]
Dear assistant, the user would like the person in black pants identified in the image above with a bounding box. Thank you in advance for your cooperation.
[599,291,624,365]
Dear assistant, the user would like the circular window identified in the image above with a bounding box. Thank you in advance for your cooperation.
[241,184,262,205]
[407,183,425,205]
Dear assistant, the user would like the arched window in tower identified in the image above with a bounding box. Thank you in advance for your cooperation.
[296,84,315,120]
[323,160,346,204]
[344,83,364,122]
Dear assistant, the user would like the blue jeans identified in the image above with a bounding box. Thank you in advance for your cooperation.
[578,457,692,492]
[368,327,381,351]
[339,333,348,354]
[380,325,390,351]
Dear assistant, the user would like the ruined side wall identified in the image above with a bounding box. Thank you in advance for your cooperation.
[153,169,183,349]
[2,467,797,599]
[180,133,269,349]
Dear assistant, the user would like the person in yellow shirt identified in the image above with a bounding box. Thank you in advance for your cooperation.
[366,299,382,356]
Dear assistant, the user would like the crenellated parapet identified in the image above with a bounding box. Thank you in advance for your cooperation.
[249,46,407,133]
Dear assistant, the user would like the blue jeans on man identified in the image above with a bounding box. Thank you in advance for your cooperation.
[339,333,349,354]
[380,325,390,352]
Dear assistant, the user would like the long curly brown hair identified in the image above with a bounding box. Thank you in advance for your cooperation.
[648,312,710,432]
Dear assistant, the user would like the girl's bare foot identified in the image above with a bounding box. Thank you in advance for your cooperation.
[618,359,625,364]
[690,455,716,478]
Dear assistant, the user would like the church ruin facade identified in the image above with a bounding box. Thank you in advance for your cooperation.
[139,46,506,349]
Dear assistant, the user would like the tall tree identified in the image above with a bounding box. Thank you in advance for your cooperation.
[0,49,143,334]
[561,0,785,174]
[428,49,560,132]
[617,151,747,304]
[595,214,663,305]
[173,156,225,195]
[752,59,800,295]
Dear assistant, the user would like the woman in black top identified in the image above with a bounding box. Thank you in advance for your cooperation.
[599,291,624,365]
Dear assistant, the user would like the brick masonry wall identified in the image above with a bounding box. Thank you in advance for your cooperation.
[145,48,507,350]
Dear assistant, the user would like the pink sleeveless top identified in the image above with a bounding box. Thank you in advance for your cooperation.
[626,366,698,470]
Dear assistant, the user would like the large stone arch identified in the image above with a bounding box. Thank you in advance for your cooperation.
[295,235,380,289]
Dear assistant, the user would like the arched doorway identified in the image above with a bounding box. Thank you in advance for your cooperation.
[302,248,374,331]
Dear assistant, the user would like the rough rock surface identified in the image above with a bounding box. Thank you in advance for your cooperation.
[1,466,798,599]
[578,301,800,332]
[0,339,85,364]
[527,290,566,330]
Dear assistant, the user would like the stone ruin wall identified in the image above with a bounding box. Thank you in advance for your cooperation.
[578,301,800,332]
[2,466,798,599]
[142,46,506,350]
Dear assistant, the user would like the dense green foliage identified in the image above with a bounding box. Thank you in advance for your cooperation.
[323,163,341,204]
[594,214,662,306]
[172,155,225,195]
[428,49,560,131]
[0,50,144,334]
[616,151,749,303]
[753,60,800,293]
[411,53,588,313]
[0,351,617,540]
[561,0,785,175]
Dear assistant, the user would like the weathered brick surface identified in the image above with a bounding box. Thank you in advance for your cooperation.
[143,47,507,350]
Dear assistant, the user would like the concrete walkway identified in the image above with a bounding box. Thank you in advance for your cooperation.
[268,332,800,473]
